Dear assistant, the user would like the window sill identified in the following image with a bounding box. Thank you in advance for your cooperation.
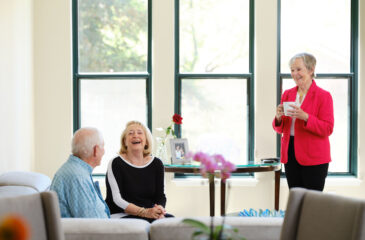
[325,177,362,186]
[279,177,362,187]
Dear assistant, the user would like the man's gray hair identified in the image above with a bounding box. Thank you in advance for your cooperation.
[71,127,104,159]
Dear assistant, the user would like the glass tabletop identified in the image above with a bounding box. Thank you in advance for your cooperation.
[164,160,281,168]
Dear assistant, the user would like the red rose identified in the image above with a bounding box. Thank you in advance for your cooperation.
[172,114,183,125]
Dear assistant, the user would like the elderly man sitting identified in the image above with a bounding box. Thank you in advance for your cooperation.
[50,127,110,218]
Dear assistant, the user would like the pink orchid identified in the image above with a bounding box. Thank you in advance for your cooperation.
[189,151,235,182]
[192,152,211,164]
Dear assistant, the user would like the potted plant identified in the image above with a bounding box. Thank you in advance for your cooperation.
[182,152,245,240]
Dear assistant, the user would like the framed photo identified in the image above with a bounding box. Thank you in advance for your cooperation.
[170,138,190,164]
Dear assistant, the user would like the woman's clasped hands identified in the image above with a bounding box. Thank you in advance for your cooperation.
[144,204,166,219]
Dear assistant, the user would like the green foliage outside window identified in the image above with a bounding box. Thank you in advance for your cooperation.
[78,0,147,73]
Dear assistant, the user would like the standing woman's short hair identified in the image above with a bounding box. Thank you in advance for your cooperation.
[289,52,317,78]
[119,121,153,157]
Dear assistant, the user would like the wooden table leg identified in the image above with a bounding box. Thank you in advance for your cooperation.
[209,174,215,216]
[275,170,280,210]
[221,179,226,216]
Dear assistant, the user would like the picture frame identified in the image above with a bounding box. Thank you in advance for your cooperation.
[170,138,190,164]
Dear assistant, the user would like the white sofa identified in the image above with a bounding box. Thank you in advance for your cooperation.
[62,218,150,240]
[150,216,282,240]
[0,171,51,197]
[0,171,283,240]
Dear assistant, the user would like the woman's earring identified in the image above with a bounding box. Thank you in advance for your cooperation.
[144,145,148,150]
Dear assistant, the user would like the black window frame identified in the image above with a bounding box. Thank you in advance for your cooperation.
[72,0,153,133]
[174,0,255,177]
[72,0,152,177]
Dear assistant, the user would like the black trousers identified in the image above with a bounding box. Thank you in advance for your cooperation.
[284,136,329,191]
[122,213,174,223]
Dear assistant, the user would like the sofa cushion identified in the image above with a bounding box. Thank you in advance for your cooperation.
[62,218,150,240]
[150,216,283,240]
[0,171,51,192]
[0,186,37,197]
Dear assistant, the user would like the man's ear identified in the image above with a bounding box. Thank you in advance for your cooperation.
[93,145,98,157]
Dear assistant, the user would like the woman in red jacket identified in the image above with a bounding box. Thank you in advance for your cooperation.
[273,53,334,191]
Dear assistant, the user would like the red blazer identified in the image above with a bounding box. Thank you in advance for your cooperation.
[272,80,334,166]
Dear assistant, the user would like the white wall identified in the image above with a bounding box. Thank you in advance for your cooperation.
[0,0,34,173]
[33,0,72,175]
[1,0,365,217]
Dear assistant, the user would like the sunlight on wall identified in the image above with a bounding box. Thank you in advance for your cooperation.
[0,0,33,173]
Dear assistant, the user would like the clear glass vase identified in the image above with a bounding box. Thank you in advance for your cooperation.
[155,137,169,164]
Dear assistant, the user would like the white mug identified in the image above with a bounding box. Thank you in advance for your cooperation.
[283,101,296,116]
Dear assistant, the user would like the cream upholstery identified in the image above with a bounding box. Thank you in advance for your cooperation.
[0,191,64,240]
[280,188,365,240]
[0,171,151,240]
[0,171,285,240]
[62,218,150,240]
[0,171,51,197]
[150,216,283,240]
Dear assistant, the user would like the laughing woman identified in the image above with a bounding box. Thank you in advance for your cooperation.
[105,121,173,222]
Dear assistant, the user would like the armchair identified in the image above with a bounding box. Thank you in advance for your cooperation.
[280,188,365,240]
[0,191,64,240]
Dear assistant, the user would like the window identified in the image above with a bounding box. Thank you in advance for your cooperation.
[278,0,358,175]
[176,0,254,165]
[72,0,152,174]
